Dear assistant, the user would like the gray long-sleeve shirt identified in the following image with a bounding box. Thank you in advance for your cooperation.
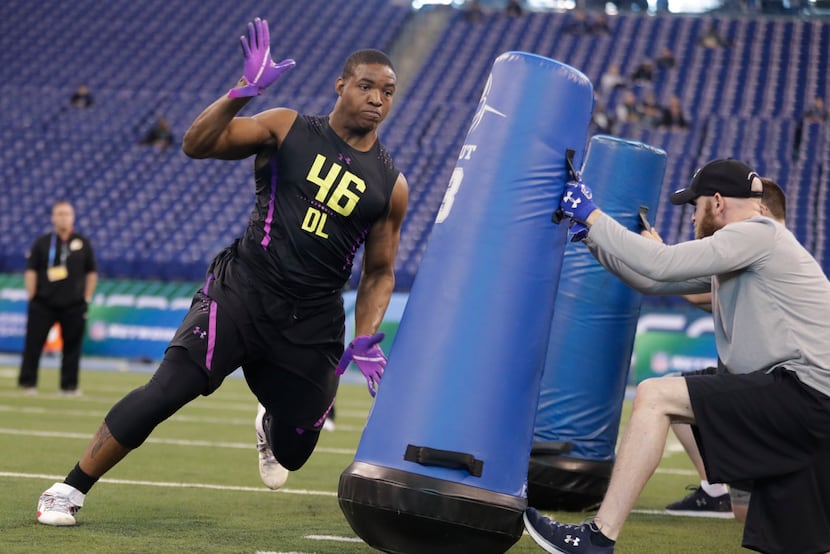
[586,214,830,397]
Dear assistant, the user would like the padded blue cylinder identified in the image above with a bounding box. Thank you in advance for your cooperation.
[529,135,667,510]
[338,52,593,554]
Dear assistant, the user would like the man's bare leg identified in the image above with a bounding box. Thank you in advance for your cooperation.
[672,422,706,479]
[594,377,694,540]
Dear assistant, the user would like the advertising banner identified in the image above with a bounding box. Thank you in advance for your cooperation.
[0,273,716,375]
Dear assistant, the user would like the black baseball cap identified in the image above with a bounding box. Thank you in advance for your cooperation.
[670,159,763,205]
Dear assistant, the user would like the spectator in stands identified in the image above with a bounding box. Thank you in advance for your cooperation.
[566,11,611,35]
[35,19,408,528]
[591,100,615,135]
[639,90,664,127]
[615,90,641,124]
[599,64,627,96]
[505,0,524,17]
[630,59,655,83]
[564,10,591,34]
[655,47,676,70]
[698,24,730,48]
[590,13,612,34]
[140,116,174,151]
[792,96,828,158]
[69,85,93,109]
[802,96,829,123]
[464,0,484,22]
[18,200,97,397]
[660,94,688,129]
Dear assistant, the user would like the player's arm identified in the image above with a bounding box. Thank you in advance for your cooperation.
[354,174,409,336]
[336,174,408,397]
[182,17,296,160]
[182,103,296,160]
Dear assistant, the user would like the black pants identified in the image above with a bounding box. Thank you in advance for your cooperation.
[18,299,87,390]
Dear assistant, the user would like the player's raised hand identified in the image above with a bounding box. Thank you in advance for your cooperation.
[336,333,387,397]
[228,18,296,98]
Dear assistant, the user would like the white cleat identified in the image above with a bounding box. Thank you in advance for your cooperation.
[37,482,85,526]
[255,403,289,490]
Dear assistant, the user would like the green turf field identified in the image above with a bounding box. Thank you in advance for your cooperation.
[0,365,746,553]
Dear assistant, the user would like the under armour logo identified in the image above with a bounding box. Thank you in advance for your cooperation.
[338,153,352,166]
[192,326,207,339]
[564,535,580,546]
[563,191,582,209]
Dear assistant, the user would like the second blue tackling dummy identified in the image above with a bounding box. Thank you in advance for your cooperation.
[530,135,667,510]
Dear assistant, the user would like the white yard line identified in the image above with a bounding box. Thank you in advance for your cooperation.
[0,427,356,454]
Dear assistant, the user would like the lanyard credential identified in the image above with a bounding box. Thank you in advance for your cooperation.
[49,233,68,267]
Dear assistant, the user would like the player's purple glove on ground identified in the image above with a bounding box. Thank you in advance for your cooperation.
[559,179,597,224]
[228,18,296,98]
[336,333,387,397]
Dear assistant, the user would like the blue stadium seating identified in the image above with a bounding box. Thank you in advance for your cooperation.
[1,3,828,288]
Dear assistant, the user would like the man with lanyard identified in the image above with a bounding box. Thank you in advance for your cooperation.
[18,200,97,395]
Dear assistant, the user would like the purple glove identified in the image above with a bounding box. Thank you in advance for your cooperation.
[227,18,296,99]
[336,333,387,397]
[559,179,597,223]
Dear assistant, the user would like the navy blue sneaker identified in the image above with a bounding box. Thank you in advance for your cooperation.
[664,485,733,519]
[523,508,614,553]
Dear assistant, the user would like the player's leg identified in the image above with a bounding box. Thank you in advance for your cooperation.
[246,356,338,472]
[247,296,343,487]
[254,401,290,489]
[56,302,87,393]
[18,300,56,391]
[36,347,208,526]
[36,289,245,526]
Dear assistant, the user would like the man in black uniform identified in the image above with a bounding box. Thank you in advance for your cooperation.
[35,18,408,526]
[19,200,97,395]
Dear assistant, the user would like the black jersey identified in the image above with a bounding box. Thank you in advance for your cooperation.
[26,232,97,308]
[237,114,399,298]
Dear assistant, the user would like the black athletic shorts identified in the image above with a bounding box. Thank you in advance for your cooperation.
[680,365,752,495]
[686,367,830,554]
[168,270,345,432]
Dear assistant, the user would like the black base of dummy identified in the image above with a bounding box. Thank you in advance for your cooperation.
[527,446,613,511]
[338,461,525,554]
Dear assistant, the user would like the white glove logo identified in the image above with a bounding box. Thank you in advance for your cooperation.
[563,191,582,209]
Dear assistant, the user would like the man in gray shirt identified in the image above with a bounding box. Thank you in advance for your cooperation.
[524,159,830,554]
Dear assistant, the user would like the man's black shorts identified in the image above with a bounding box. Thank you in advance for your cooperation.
[686,367,830,554]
